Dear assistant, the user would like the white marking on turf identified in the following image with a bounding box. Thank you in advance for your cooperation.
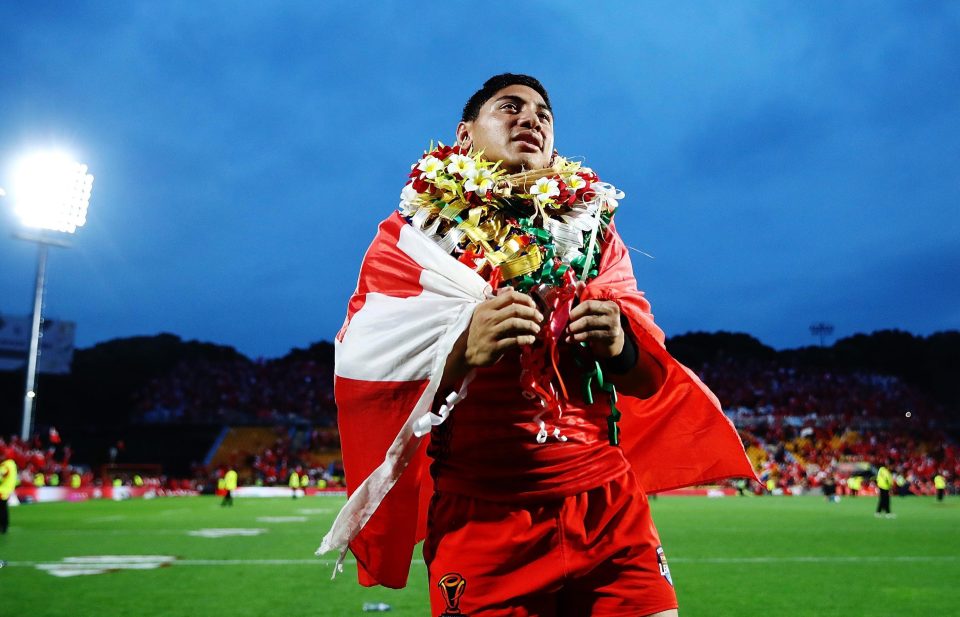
[35,555,176,577]
[256,516,308,523]
[85,515,126,523]
[668,555,960,564]
[158,508,191,516]
[297,508,333,514]
[188,528,267,538]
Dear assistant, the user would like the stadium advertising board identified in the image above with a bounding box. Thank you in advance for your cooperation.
[0,313,76,374]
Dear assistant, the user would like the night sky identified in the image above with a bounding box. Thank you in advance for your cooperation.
[1,1,957,359]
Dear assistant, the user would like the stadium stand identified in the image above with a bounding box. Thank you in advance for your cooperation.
[1,331,956,499]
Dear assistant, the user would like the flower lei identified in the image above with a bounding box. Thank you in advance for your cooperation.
[399,142,626,445]
[399,142,624,291]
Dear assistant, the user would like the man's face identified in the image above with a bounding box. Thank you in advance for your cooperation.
[457,84,554,172]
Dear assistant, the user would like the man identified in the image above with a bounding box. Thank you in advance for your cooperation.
[934,472,947,502]
[222,467,237,507]
[847,474,862,497]
[822,474,838,503]
[0,449,18,534]
[289,468,301,499]
[324,74,754,617]
[876,461,894,518]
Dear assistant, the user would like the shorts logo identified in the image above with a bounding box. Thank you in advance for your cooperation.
[656,545,673,586]
[437,572,468,616]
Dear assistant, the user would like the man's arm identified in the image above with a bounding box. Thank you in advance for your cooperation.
[566,299,665,399]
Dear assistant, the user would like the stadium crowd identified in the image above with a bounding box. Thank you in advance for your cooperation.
[0,429,195,491]
[0,429,96,488]
[698,358,957,496]
[134,354,336,426]
[6,349,955,498]
[205,426,344,489]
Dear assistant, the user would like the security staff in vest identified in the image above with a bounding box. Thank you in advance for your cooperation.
[848,474,862,497]
[875,461,895,518]
[1,450,19,534]
[289,468,301,499]
[934,472,947,502]
[222,468,238,507]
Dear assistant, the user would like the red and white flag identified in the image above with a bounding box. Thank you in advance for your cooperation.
[318,212,488,587]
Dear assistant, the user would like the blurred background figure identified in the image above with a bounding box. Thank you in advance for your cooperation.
[221,467,237,507]
[934,472,947,502]
[1,448,18,534]
[875,460,895,518]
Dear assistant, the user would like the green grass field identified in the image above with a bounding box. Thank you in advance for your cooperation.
[1,494,956,616]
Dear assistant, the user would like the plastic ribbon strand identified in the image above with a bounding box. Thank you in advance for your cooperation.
[579,182,623,284]
[412,387,469,438]
[579,353,622,446]
[519,274,579,442]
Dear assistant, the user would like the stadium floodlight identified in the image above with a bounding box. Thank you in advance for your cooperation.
[5,149,94,441]
[11,150,93,233]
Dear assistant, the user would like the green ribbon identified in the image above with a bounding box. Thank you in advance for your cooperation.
[579,353,621,446]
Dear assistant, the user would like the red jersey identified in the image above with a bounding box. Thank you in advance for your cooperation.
[428,349,629,502]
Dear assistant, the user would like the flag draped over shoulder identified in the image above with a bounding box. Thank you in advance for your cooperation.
[319,212,488,588]
[584,223,756,493]
[320,212,755,589]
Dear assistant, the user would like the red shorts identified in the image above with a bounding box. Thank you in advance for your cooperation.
[424,470,676,617]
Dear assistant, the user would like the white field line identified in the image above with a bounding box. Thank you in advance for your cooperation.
[6,555,957,569]
[668,555,959,564]
[83,515,126,523]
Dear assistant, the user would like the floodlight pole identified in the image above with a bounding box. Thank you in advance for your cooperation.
[5,151,93,442]
[809,322,834,347]
[21,241,49,441]
[14,231,71,442]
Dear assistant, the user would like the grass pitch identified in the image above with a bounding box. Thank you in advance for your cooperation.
[1,494,956,616]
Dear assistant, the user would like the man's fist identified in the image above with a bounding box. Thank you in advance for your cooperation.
[565,299,624,359]
[464,287,544,368]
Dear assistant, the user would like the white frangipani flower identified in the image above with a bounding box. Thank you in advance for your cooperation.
[398,183,420,212]
[446,154,476,177]
[565,173,586,192]
[417,155,444,179]
[530,177,560,204]
[464,168,494,195]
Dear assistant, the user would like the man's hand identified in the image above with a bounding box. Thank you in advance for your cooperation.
[464,288,544,368]
[437,288,543,397]
[565,299,624,359]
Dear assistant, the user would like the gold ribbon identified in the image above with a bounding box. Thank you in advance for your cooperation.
[499,245,543,279]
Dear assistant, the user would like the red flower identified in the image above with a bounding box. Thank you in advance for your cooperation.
[429,144,457,161]
[412,177,430,193]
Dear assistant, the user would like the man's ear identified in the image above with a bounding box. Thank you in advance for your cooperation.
[456,121,473,150]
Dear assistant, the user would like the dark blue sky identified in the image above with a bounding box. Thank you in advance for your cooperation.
[1,1,957,359]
